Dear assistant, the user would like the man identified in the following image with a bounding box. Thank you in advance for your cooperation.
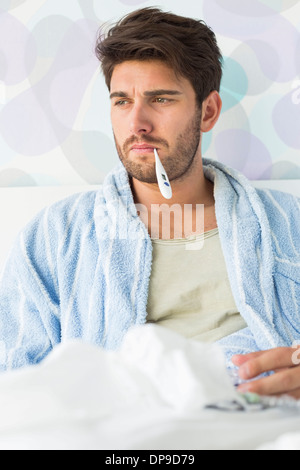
[0,7,300,398]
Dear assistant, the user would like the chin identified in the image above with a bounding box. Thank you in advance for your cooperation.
[123,160,157,184]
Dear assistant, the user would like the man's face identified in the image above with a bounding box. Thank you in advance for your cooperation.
[110,60,202,184]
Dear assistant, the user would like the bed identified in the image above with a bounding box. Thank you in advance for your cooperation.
[0,179,300,450]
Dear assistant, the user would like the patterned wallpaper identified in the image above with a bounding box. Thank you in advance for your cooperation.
[0,0,299,187]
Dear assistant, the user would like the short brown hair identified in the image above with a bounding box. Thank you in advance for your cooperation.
[95,7,223,107]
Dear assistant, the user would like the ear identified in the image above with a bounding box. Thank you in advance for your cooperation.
[201,91,222,133]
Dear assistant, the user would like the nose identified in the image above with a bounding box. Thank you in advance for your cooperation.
[129,103,153,136]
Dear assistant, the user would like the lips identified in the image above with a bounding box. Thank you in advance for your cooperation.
[130,144,157,155]
[131,144,156,151]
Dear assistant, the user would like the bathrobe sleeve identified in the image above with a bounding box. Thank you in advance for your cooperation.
[0,207,61,372]
[0,190,100,372]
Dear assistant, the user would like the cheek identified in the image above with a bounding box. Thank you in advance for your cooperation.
[111,110,129,138]
[111,116,124,142]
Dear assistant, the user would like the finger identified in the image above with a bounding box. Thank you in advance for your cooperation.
[281,389,300,400]
[231,351,264,367]
[238,367,300,396]
[238,348,296,380]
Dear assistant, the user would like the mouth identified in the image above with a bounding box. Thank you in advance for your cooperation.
[130,145,156,155]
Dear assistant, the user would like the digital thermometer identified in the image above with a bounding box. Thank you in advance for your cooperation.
[154,148,172,200]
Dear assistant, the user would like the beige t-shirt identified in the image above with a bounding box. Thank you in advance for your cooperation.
[146,229,247,342]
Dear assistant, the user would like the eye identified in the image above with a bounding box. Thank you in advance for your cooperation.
[114,99,129,106]
[154,97,170,104]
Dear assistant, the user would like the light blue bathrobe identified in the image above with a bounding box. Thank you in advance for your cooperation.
[0,158,300,371]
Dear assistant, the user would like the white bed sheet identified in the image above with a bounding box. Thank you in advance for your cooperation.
[0,325,299,450]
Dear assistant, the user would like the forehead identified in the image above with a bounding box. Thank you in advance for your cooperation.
[110,60,194,95]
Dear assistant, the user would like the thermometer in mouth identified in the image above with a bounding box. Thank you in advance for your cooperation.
[154,148,172,200]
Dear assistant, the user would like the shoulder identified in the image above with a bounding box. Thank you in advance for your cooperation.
[18,189,102,255]
[48,189,100,218]
[0,189,104,294]
[256,187,300,256]
[256,187,300,222]
[26,189,100,230]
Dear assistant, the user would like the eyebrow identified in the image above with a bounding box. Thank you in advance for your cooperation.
[109,89,183,99]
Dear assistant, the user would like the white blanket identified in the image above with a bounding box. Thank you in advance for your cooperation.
[0,325,299,450]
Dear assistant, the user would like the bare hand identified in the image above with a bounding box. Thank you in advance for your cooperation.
[232,347,300,398]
